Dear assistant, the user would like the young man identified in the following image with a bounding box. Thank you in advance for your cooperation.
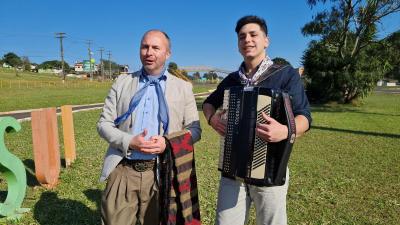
[98,30,201,225]
[203,16,312,225]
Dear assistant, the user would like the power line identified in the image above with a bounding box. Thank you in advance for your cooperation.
[55,32,66,82]
[87,40,93,81]
[107,50,112,80]
[98,47,104,81]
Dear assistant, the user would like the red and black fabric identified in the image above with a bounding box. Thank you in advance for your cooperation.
[159,131,201,225]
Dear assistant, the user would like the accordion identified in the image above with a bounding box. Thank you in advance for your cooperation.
[218,86,296,186]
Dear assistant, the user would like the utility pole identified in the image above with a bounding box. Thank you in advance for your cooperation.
[98,47,104,81]
[55,32,66,82]
[87,40,93,81]
[107,51,112,80]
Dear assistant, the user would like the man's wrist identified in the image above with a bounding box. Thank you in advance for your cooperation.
[207,112,215,125]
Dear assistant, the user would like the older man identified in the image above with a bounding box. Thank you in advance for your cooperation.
[98,30,201,225]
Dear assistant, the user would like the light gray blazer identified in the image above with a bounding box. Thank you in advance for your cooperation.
[97,71,199,181]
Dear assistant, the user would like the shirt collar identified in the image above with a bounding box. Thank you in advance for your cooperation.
[140,67,168,82]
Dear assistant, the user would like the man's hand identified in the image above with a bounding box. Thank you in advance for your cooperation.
[256,112,288,142]
[129,129,151,149]
[209,110,226,136]
[141,135,166,154]
[129,129,166,154]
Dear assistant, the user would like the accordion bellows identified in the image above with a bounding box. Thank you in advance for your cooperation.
[219,86,296,186]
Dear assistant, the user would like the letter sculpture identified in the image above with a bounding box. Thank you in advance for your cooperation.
[61,105,76,167]
[0,116,29,221]
[31,108,60,188]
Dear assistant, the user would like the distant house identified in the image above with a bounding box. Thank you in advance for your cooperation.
[74,62,84,72]
[2,63,12,68]
[119,65,129,74]
[377,79,398,87]
[30,64,38,72]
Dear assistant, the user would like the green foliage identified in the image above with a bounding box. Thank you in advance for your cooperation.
[203,72,218,80]
[167,62,178,72]
[378,31,400,80]
[3,52,23,76]
[3,52,22,68]
[272,57,291,66]
[303,40,384,103]
[38,60,70,70]
[302,0,400,103]
[100,59,121,75]
[193,72,201,80]
[21,56,31,71]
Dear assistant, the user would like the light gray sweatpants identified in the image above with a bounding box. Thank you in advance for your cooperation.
[215,171,289,225]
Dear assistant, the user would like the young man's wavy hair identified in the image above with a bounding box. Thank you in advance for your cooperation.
[235,15,268,36]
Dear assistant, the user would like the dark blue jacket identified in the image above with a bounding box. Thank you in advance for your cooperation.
[203,65,312,126]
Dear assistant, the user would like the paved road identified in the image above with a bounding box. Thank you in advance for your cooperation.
[374,87,400,94]
[0,103,105,122]
[0,92,212,122]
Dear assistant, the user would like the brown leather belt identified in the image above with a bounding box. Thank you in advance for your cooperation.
[120,158,156,172]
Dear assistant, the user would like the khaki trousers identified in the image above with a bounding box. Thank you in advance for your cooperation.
[101,163,159,225]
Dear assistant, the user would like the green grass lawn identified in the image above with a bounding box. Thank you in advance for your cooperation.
[0,68,61,81]
[1,90,399,224]
[0,69,217,112]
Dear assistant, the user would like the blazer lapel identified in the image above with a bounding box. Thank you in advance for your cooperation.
[163,72,177,135]
[165,72,175,107]
[123,72,139,130]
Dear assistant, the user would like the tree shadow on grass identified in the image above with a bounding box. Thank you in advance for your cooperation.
[312,125,400,139]
[311,105,400,117]
[23,158,69,187]
[0,190,6,203]
[83,189,101,213]
[34,189,101,225]
[22,159,40,187]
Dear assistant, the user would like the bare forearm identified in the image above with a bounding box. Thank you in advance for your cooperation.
[294,115,309,138]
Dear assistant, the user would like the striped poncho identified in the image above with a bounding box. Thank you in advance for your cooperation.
[159,131,201,225]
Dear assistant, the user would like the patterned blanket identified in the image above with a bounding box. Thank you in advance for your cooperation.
[159,131,201,225]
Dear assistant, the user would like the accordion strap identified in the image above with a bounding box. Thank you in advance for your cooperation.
[282,92,296,143]
[270,91,296,185]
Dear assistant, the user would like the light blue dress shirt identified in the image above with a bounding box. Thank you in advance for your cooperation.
[127,72,166,160]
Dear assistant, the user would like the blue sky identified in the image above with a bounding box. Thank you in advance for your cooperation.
[1,0,399,72]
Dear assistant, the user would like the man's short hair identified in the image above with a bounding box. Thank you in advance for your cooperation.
[235,15,268,36]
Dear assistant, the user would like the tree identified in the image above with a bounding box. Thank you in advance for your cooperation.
[272,57,291,66]
[168,62,178,73]
[21,56,31,71]
[302,0,400,103]
[379,30,400,80]
[203,71,218,80]
[193,72,201,80]
[3,52,22,76]
[101,60,119,74]
[38,60,70,71]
